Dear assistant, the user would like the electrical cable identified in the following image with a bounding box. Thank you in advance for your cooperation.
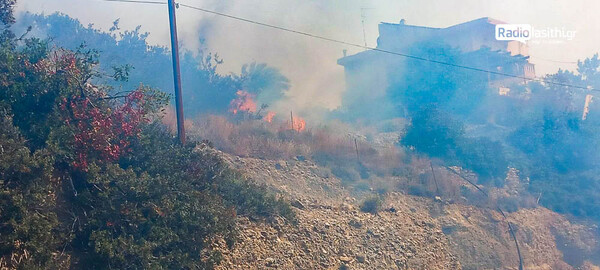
[98,0,596,92]
[177,2,597,92]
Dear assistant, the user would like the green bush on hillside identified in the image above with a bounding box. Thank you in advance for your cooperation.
[0,4,295,268]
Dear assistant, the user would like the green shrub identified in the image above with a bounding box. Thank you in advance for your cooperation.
[407,184,434,197]
[360,195,383,214]
[68,123,296,269]
[0,111,65,269]
[403,109,508,184]
[330,166,360,184]
[0,19,295,269]
[496,196,519,213]
[455,137,508,186]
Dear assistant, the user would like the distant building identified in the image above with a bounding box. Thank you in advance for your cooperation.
[337,17,536,117]
[376,17,530,57]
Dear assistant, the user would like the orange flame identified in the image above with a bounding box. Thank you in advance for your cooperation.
[292,116,306,132]
[264,111,276,123]
[229,90,257,114]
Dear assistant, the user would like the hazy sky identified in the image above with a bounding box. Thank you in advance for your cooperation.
[16,0,600,111]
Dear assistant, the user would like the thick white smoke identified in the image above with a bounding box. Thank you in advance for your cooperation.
[15,0,600,122]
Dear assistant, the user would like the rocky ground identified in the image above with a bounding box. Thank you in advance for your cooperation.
[214,152,600,269]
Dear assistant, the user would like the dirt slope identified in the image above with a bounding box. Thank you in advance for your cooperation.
[216,153,600,269]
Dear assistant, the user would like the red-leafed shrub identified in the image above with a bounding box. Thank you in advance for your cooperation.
[59,88,153,171]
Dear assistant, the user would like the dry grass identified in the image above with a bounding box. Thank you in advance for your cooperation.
[185,114,410,184]
[179,111,535,212]
[188,114,310,159]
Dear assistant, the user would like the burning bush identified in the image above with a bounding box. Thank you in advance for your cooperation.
[230,90,257,114]
[190,114,310,159]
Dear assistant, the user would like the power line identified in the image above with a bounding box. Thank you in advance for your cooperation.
[445,166,524,270]
[98,0,597,92]
[177,2,597,92]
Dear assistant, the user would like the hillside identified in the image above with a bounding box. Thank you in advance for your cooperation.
[3,4,600,270]
[211,151,600,269]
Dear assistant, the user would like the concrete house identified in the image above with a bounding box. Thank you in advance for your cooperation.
[337,17,536,118]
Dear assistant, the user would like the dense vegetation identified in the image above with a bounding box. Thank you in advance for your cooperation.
[5,0,600,243]
[0,2,294,269]
[394,43,600,221]
[13,12,290,117]
[11,11,409,195]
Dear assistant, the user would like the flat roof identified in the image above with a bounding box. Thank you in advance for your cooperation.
[381,17,506,30]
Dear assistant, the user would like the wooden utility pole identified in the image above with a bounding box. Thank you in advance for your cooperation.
[167,0,186,144]
[430,162,440,195]
[354,138,360,163]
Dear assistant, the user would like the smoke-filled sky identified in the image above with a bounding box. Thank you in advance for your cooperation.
[16,0,600,111]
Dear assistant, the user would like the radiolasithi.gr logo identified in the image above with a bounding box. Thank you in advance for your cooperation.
[495,24,577,44]
[495,24,532,43]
